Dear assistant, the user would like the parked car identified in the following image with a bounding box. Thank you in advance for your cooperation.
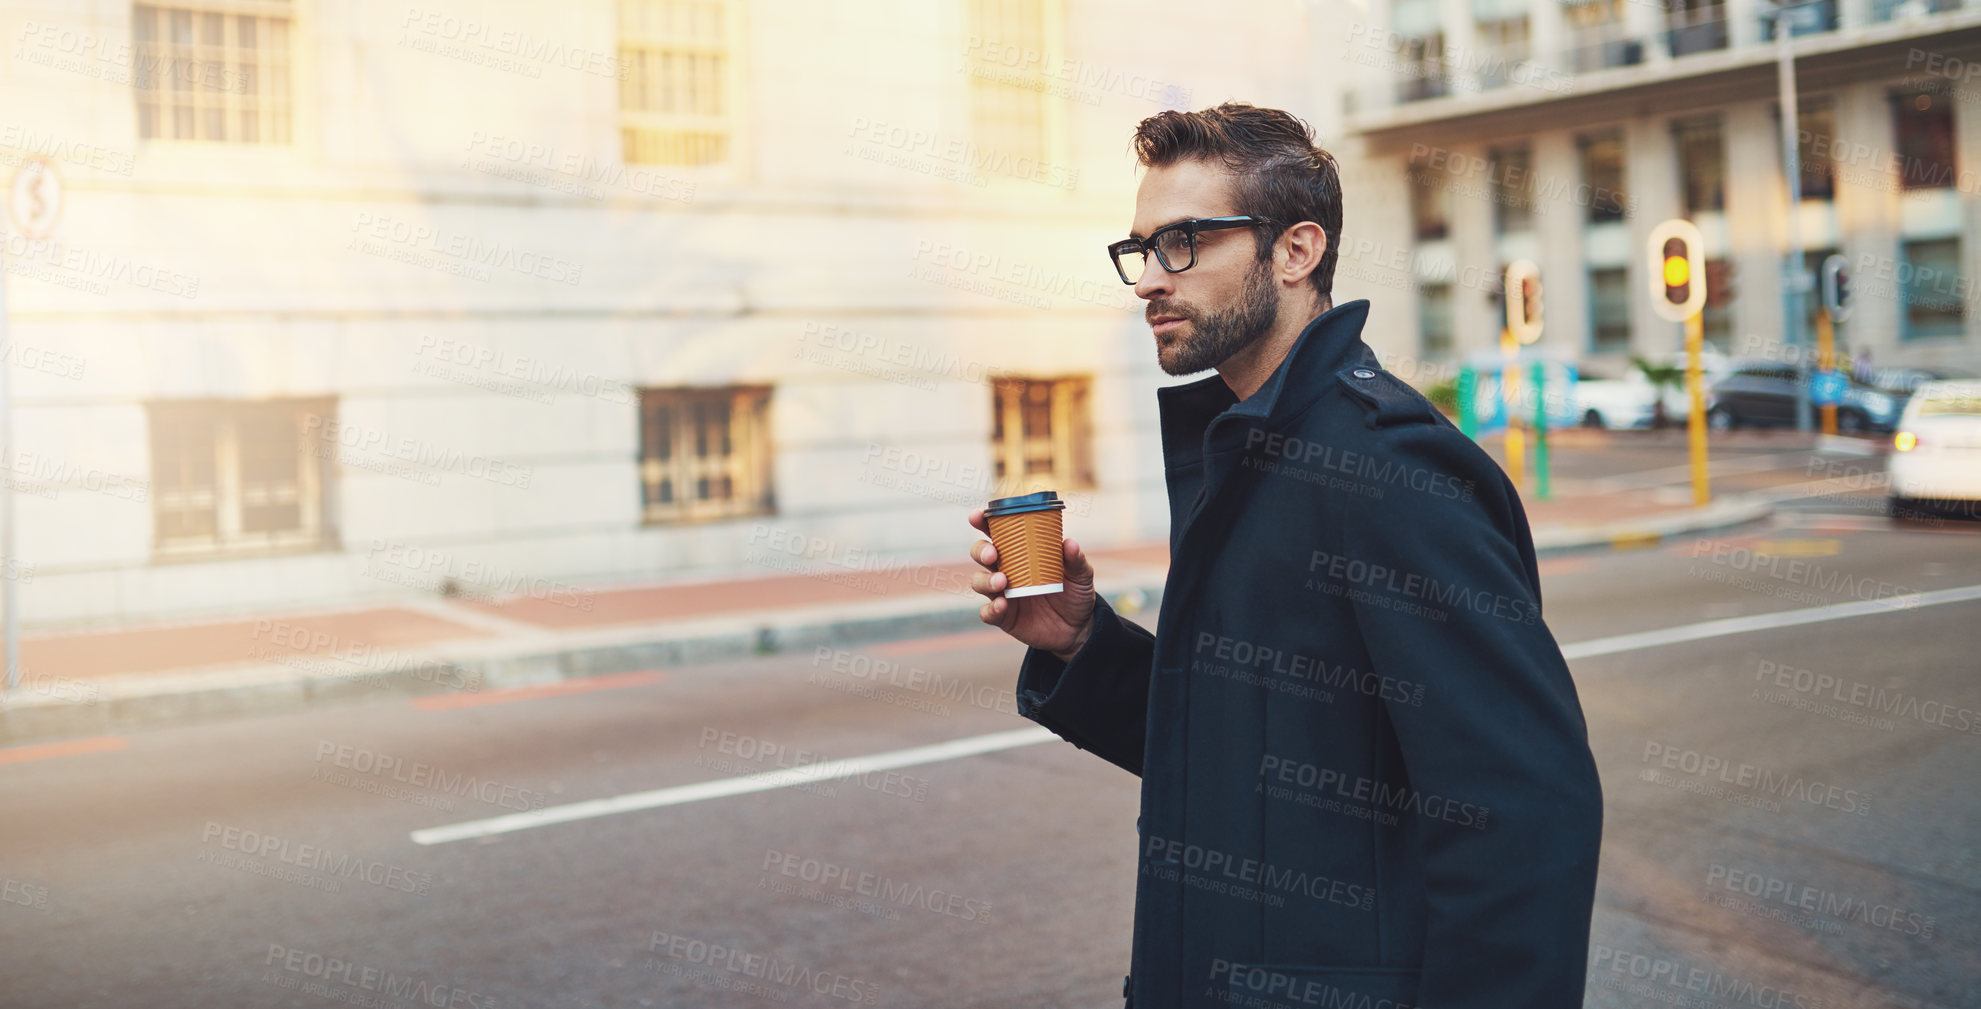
[1888,380,1981,519]
[1574,349,1730,429]
[1706,361,1901,433]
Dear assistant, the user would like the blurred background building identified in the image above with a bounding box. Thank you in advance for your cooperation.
[0,0,1337,629]
[6,0,1980,631]
[1339,0,1981,377]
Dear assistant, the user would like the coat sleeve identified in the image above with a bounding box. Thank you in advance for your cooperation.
[1013,591,1154,776]
[1340,424,1604,1008]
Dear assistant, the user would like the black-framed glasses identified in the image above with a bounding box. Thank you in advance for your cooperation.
[1107,215,1278,285]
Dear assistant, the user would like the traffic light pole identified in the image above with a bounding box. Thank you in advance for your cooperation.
[1686,313,1710,506]
[1774,4,1815,433]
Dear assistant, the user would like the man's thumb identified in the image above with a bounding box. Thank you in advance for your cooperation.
[1062,538,1094,584]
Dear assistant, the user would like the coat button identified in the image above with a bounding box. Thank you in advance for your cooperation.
[1352,368,1376,379]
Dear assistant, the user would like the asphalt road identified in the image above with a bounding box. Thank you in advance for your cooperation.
[3,439,1977,1009]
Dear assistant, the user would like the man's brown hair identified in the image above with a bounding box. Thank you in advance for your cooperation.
[1130,102,1342,306]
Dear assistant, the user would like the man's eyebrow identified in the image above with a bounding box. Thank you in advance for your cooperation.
[1128,216,1197,241]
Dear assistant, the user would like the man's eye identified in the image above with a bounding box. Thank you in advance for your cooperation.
[1157,231,1192,254]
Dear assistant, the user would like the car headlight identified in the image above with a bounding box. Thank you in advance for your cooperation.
[1895,430,1918,452]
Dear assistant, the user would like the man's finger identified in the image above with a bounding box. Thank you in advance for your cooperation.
[972,539,998,569]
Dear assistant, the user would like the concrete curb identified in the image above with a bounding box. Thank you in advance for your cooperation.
[1531,494,1775,556]
[0,579,1170,747]
[0,497,1773,747]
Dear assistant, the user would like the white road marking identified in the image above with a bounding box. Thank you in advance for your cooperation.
[409,726,1056,845]
[1560,582,1981,660]
[410,583,1981,844]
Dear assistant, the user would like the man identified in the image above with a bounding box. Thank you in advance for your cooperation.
[965,103,1604,1009]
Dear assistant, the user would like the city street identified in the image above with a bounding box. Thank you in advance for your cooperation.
[3,437,1977,1009]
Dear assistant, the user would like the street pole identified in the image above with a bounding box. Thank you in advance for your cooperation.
[1686,313,1710,506]
[1775,3,1814,432]
[0,243,14,695]
[1501,327,1524,490]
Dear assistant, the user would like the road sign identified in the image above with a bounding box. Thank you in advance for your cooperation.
[7,157,62,239]
[1810,369,1848,407]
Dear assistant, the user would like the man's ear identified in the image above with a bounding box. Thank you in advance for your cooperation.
[1278,221,1327,287]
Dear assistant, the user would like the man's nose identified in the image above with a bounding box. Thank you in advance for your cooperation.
[1133,261,1174,302]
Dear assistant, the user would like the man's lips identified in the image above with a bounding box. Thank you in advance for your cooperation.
[1150,315,1187,335]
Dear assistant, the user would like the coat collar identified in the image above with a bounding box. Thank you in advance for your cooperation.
[1156,298,1376,463]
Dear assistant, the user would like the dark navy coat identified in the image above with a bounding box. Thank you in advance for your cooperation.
[1013,299,1604,1009]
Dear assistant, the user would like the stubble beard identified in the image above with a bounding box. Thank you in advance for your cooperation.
[1155,255,1281,377]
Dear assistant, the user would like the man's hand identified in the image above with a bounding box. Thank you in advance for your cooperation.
[967,507,1097,663]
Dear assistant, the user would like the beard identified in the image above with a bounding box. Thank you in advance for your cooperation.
[1153,253,1281,376]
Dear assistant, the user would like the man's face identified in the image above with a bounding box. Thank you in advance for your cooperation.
[1128,159,1281,377]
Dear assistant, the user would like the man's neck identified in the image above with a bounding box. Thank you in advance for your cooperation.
[1218,297,1332,402]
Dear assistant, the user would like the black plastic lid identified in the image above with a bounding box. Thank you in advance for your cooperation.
[985,490,1065,517]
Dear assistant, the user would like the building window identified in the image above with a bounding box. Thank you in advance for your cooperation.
[619,0,738,166]
[1673,115,1724,215]
[1892,90,1956,191]
[1872,0,1960,22]
[1418,282,1454,355]
[1589,267,1630,352]
[639,386,774,522]
[134,2,293,143]
[1666,0,1727,57]
[1787,99,1838,200]
[1489,144,1534,233]
[1579,130,1627,224]
[1390,0,1446,101]
[1761,0,1837,40]
[966,0,1063,180]
[1409,162,1450,241]
[1900,238,1964,340]
[1563,0,1640,73]
[149,398,330,556]
[991,376,1094,494]
[1472,6,1530,91]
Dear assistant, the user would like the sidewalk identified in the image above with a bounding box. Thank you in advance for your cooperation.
[0,489,1768,746]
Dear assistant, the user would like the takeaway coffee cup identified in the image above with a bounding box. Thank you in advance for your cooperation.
[984,491,1067,598]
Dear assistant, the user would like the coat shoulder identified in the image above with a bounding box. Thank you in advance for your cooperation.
[1330,364,1447,430]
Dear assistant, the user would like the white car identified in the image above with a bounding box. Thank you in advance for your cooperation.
[1888,380,1981,519]
[1574,350,1731,429]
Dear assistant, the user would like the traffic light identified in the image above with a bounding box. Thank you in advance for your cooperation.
[1647,218,1707,322]
[1504,259,1543,344]
[1821,254,1851,322]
